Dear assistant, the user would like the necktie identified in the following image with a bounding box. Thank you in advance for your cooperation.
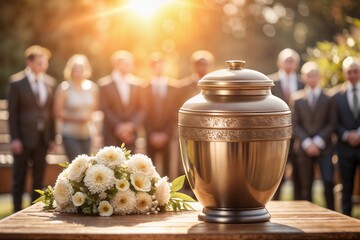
[34,78,40,105]
[353,87,358,118]
[34,78,45,130]
[119,80,129,106]
[283,77,291,104]
[309,91,317,110]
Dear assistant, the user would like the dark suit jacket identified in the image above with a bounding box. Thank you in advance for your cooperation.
[268,72,304,104]
[333,88,360,157]
[291,89,335,156]
[143,82,179,137]
[98,75,144,146]
[7,71,56,149]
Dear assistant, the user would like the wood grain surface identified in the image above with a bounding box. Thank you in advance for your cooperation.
[0,201,360,240]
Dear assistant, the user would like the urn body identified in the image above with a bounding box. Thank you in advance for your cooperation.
[178,61,291,223]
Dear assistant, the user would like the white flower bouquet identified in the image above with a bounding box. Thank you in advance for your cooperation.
[35,144,195,216]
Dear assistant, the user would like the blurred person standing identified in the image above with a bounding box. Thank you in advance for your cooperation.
[98,50,144,151]
[291,62,335,210]
[54,54,99,161]
[175,50,214,195]
[268,48,304,200]
[7,45,56,212]
[143,52,178,177]
[179,50,214,104]
[332,56,360,216]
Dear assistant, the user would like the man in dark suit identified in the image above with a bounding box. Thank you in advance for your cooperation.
[98,50,144,151]
[291,61,335,210]
[7,45,56,212]
[332,56,360,216]
[268,48,304,200]
[143,53,179,177]
[178,50,214,105]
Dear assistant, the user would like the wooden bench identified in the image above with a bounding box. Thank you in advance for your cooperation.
[0,201,359,240]
[0,99,68,193]
[0,100,104,194]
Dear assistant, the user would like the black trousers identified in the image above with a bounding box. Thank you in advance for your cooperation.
[296,153,335,210]
[147,142,170,178]
[12,135,47,212]
[338,154,360,216]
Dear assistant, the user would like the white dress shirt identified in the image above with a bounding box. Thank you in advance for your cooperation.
[151,76,168,99]
[112,71,130,106]
[278,70,298,96]
[25,67,47,106]
[305,86,321,108]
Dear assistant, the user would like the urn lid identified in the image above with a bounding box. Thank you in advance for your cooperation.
[198,60,274,95]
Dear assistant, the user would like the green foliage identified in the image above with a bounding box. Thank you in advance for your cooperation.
[167,175,195,212]
[306,17,360,88]
[58,161,70,168]
[33,186,54,210]
[170,175,186,192]
[121,143,132,160]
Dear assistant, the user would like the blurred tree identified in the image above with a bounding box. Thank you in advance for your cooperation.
[306,18,360,88]
[0,0,359,98]
[217,0,360,72]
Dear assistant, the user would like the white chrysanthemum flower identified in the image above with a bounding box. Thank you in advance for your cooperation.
[72,192,86,207]
[127,154,156,177]
[83,164,115,194]
[155,177,171,206]
[99,191,107,200]
[56,168,70,182]
[95,146,126,169]
[152,171,161,181]
[130,173,151,192]
[135,192,152,213]
[53,178,74,208]
[116,179,130,192]
[98,201,113,217]
[67,154,89,183]
[111,190,136,215]
[58,204,77,213]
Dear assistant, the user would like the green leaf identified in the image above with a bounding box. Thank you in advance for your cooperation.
[170,175,185,192]
[43,205,54,211]
[170,192,196,202]
[82,207,91,215]
[32,195,45,204]
[183,202,195,210]
[59,161,69,168]
[171,201,178,212]
[35,189,44,195]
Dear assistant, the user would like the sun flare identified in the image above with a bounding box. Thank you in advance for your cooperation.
[127,0,169,19]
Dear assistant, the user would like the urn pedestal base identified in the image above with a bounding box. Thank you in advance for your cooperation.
[198,207,271,223]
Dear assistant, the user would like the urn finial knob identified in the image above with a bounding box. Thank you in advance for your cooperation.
[226,60,246,70]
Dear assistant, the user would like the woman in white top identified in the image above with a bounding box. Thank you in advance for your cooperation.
[54,54,99,161]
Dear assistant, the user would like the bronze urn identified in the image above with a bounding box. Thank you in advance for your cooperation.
[178,60,292,223]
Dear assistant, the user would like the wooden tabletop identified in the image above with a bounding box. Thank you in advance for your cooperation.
[0,201,360,240]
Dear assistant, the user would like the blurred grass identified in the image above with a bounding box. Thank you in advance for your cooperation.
[0,181,359,219]
[0,194,30,219]
[281,180,360,219]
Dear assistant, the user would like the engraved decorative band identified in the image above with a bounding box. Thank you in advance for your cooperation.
[179,126,292,141]
[178,113,291,129]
